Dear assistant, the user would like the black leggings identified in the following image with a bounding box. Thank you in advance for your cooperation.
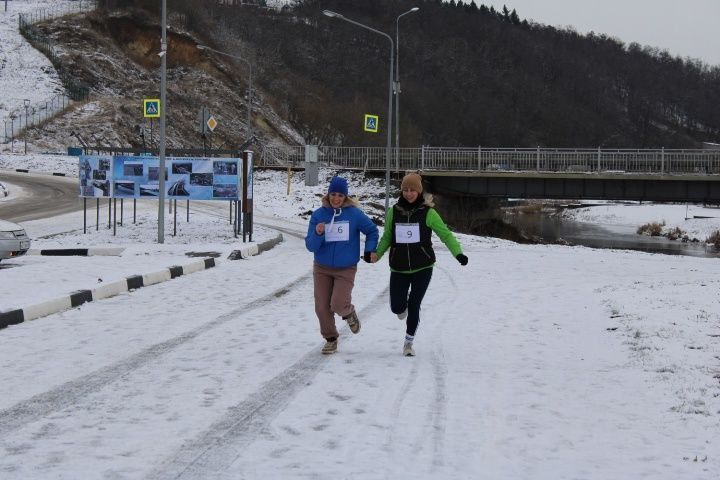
[389,268,433,337]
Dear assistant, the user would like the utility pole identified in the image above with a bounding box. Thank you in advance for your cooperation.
[158,0,167,243]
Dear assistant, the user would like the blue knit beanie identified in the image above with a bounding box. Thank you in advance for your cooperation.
[328,176,348,196]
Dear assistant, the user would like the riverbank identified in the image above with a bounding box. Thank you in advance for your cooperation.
[561,201,720,242]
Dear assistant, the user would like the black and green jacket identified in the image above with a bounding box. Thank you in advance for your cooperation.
[376,194,463,273]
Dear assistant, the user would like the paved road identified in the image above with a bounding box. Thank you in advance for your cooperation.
[0,170,81,222]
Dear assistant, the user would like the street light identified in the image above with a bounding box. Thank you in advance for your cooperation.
[23,99,30,154]
[9,113,16,153]
[158,0,167,244]
[196,44,253,141]
[322,9,394,210]
[395,7,419,171]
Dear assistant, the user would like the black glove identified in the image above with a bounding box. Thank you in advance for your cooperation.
[363,251,374,263]
[456,253,468,266]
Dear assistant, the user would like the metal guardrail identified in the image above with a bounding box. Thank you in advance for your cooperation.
[259,146,720,175]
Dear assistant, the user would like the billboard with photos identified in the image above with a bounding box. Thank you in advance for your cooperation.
[79,156,241,200]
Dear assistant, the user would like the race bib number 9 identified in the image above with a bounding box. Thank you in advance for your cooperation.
[395,223,420,244]
[325,221,350,242]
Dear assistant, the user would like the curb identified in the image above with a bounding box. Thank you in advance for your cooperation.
[13,168,68,176]
[0,234,285,330]
[228,233,283,260]
[0,258,216,329]
[27,247,125,256]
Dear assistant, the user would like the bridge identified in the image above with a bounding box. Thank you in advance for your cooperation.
[261,146,720,202]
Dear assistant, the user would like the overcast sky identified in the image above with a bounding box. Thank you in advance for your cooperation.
[479,1,720,66]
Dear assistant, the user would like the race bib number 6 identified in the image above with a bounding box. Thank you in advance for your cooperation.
[325,221,350,242]
[395,223,420,244]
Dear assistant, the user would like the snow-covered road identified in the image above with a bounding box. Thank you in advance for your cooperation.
[1,225,719,479]
[0,158,718,478]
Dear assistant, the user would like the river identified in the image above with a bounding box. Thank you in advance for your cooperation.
[504,211,720,258]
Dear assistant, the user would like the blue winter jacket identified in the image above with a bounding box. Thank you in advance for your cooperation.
[305,197,379,269]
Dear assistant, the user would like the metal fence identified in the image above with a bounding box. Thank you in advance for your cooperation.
[3,93,72,144]
[2,1,96,144]
[259,146,720,175]
[18,0,97,25]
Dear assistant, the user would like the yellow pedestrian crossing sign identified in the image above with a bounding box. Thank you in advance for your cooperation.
[143,99,161,118]
[364,114,379,133]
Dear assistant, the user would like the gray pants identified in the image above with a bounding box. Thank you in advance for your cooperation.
[313,262,357,340]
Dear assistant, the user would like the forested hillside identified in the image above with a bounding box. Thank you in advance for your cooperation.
[98,0,720,148]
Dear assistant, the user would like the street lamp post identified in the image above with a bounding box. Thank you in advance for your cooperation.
[23,99,30,154]
[157,0,167,243]
[9,113,16,153]
[196,44,253,141]
[395,7,419,171]
[322,9,394,210]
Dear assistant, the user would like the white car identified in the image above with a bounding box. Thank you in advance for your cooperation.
[0,220,31,261]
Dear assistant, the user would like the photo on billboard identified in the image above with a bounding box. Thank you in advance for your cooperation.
[172,162,192,174]
[213,183,238,198]
[114,181,136,197]
[148,166,167,182]
[123,161,144,176]
[79,155,112,197]
[213,160,237,175]
[190,173,213,186]
[167,158,212,199]
[167,178,190,196]
[139,184,159,197]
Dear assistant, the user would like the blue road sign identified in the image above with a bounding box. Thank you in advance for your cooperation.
[364,114,379,133]
[144,99,161,118]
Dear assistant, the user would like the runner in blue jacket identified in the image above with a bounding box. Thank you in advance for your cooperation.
[305,176,379,354]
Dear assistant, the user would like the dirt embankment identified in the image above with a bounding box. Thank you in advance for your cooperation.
[25,8,302,152]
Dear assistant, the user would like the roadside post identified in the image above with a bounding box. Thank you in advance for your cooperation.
[305,145,318,186]
[198,107,209,155]
[242,150,254,242]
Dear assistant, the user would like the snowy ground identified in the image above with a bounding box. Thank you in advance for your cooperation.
[0,0,79,124]
[1,1,719,475]
[0,154,719,479]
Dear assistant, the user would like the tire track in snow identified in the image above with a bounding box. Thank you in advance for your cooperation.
[0,272,312,437]
[382,359,421,456]
[147,287,389,480]
[382,263,456,468]
[424,265,456,471]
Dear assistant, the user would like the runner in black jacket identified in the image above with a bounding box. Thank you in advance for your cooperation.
[370,173,468,356]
